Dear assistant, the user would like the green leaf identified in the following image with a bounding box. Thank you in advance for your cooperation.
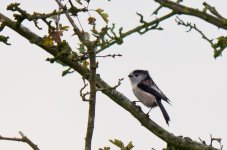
[60,25,70,31]
[126,141,134,150]
[213,36,227,58]
[96,8,109,23]
[109,139,124,148]
[98,147,110,150]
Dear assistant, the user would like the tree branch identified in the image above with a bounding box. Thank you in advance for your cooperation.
[96,12,176,53]
[84,47,97,150]
[0,13,219,150]
[152,0,182,15]
[153,0,227,30]
[0,132,40,150]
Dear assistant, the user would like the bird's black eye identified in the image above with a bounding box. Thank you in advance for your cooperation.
[134,74,138,77]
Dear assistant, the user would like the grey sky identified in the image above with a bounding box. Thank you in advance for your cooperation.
[0,0,226,150]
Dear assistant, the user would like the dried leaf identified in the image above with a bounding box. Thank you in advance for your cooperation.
[88,17,96,25]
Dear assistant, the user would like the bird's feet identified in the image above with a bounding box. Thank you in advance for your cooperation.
[145,112,150,118]
[145,108,152,118]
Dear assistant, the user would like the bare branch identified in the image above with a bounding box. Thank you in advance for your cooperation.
[96,12,176,53]
[154,0,227,30]
[0,132,40,150]
[175,16,213,45]
[96,54,122,58]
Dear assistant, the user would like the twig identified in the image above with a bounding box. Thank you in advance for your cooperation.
[97,78,124,92]
[0,132,40,150]
[96,54,122,58]
[96,12,176,53]
[199,135,223,150]
[68,0,84,31]
[55,0,82,36]
[112,78,124,89]
[80,79,90,102]
[210,135,223,150]
[199,137,207,145]
[175,16,214,47]
[203,2,224,19]
[175,16,227,58]
[152,5,162,15]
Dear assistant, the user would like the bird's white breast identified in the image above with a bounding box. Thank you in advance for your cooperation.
[132,86,157,108]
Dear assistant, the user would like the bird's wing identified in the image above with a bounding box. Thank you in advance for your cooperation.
[137,80,170,104]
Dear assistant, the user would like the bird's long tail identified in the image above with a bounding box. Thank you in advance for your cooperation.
[156,99,170,125]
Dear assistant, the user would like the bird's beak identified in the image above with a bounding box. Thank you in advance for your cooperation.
[128,74,132,78]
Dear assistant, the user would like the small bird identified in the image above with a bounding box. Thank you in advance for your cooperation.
[128,70,170,125]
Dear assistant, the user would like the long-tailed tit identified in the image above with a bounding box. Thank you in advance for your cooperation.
[128,70,170,125]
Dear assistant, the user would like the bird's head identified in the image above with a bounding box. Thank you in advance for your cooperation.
[128,70,149,85]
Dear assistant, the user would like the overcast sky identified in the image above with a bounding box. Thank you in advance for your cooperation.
[0,0,227,150]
